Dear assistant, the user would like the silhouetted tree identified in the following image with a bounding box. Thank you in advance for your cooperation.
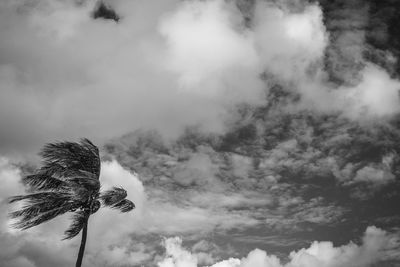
[8,139,135,267]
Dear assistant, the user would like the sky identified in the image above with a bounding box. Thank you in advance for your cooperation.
[1,0,400,266]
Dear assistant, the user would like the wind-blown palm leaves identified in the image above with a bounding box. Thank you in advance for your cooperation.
[100,187,135,212]
[8,139,135,267]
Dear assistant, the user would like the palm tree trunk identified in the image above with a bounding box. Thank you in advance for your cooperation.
[76,216,89,267]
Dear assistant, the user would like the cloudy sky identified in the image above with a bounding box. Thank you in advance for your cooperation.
[1,0,400,266]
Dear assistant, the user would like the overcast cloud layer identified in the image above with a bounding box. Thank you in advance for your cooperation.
[1,0,400,266]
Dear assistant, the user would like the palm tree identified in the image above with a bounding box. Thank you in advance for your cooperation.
[8,139,135,267]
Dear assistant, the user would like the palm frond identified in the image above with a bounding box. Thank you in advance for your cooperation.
[22,173,67,191]
[8,138,136,247]
[63,210,88,240]
[39,139,100,178]
[67,176,100,192]
[9,191,78,224]
[39,163,83,179]
[32,168,100,194]
[11,202,77,230]
[8,190,89,226]
[99,187,127,206]
[8,191,73,204]
[109,199,135,213]
[10,199,79,221]
[10,205,43,221]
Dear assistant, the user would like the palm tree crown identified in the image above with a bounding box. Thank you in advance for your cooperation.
[8,138,135,266]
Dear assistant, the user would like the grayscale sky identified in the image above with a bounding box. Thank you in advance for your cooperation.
[0,0,400,266]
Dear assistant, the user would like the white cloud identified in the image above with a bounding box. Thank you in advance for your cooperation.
[287,226,398,267]
[339,64,400,118]
[238,249,282,267]
[158,237,198,267]
[353,165,395,185]
[293,63,400,119]
[159,0,259,95]
[209,259,241,267]
[253,2,327,81]
[156,226,400,267]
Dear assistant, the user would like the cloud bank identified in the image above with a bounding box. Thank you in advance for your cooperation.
[157,226,400,267]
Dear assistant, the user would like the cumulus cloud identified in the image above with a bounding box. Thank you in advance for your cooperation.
[253,1,327,81]
[287,226,399,267]
[159,0,261,98]
[159,0,328,101]
[341,64,400,117]
[158,237,199,267]
[157,226,400,267]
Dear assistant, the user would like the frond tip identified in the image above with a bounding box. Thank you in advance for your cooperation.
[100,187,127,206]
[11,204,76,230]
[8,191,80,230]
[111,199,135,213]
[63,211,88,240]
[8,191,73,204]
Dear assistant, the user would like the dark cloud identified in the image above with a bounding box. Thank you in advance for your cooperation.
[92,1,120,22]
